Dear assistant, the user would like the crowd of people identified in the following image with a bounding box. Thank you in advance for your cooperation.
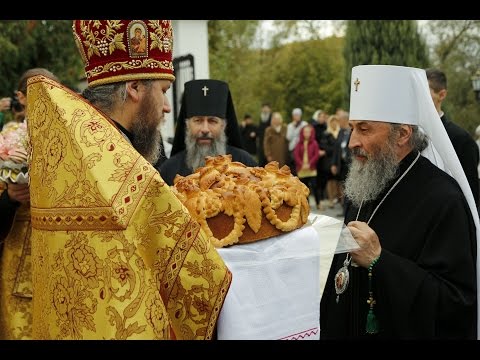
[0,19,479,340]
[240,105,353,215]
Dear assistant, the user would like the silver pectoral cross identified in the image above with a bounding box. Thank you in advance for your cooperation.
[202,86,209,96]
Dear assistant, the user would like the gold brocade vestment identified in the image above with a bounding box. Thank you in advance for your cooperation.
[0,202,32,339]
[26,76,231,340]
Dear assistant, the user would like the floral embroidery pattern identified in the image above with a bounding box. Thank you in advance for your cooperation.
[28,75,232,340]
[78,20,126,59]
[45,129,67,173]
[73,20,174,85]
[144,292,169,339]
[148,20,173,53]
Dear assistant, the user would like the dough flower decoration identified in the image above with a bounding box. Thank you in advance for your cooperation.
[172,154,310,248]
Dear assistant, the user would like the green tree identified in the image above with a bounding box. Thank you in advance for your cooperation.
[426,20,480,135]
[0,20,83,96]
[208,20,345,123]
[266,37,345,121]
[208,20,261,120]
[343,20,429,107]
[270,20,344,45]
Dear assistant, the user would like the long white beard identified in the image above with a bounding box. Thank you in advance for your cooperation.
[344,141,399,208]
[185,131,227,171]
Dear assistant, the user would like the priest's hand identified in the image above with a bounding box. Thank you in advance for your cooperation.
[347,220,381,268]
[7,183,30,204]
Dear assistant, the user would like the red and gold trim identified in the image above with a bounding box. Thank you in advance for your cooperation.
[72,20,175,87]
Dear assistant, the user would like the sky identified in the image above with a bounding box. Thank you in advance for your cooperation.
[256,20,432,49]
[255,20,343,48]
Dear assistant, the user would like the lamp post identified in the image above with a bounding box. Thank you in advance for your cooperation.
[472,69,480,103]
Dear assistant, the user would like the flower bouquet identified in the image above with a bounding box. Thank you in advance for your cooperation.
[0,121,29,184]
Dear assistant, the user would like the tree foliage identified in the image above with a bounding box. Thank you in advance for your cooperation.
[426,20,480,135]
[208,20,345,124]
[343,20,430,107]
[0,20,83,96]
[270,20,344,45]
[208,20,262,121]
[265,37,345,121]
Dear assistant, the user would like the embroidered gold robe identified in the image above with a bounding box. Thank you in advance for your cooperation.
[0,202,32,339]
[26,76,232,340]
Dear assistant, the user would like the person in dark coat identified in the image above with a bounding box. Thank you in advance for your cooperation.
[256,103,272,166]
[321,65,479,339]
[312,110,329,206]
[240,113,258,157]
[158,79,257,185]
[330,111,351,215]
[426,68,480,209]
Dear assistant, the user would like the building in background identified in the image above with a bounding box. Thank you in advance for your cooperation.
[162,20,209,144]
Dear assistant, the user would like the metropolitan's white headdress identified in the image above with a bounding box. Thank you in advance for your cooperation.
[350,64,480,337]
[350,65,423,125]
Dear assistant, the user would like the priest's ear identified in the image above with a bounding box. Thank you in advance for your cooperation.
[125,80,143,103]
[396,124,413,147]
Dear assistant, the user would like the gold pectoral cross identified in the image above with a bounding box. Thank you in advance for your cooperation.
[354,78,360,91]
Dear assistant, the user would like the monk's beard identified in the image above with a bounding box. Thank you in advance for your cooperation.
[185,130,227,171]
[344,136,399,208]
[131,93,162,165]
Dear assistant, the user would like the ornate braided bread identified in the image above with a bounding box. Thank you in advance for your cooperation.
[171,154,310,248]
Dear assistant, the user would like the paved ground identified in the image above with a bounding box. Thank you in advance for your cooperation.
[308,197,345,221]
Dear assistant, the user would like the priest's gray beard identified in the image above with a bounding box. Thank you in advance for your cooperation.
[344,135,399,208]
[185,130,227,171]
[131,92,162,165]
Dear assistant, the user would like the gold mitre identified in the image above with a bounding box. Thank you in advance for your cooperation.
[26,75,231,340]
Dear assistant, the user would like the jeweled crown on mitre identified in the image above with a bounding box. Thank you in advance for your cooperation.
[72,20,175,87]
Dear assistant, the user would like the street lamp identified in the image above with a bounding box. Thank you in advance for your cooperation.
[472,69,480,103]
